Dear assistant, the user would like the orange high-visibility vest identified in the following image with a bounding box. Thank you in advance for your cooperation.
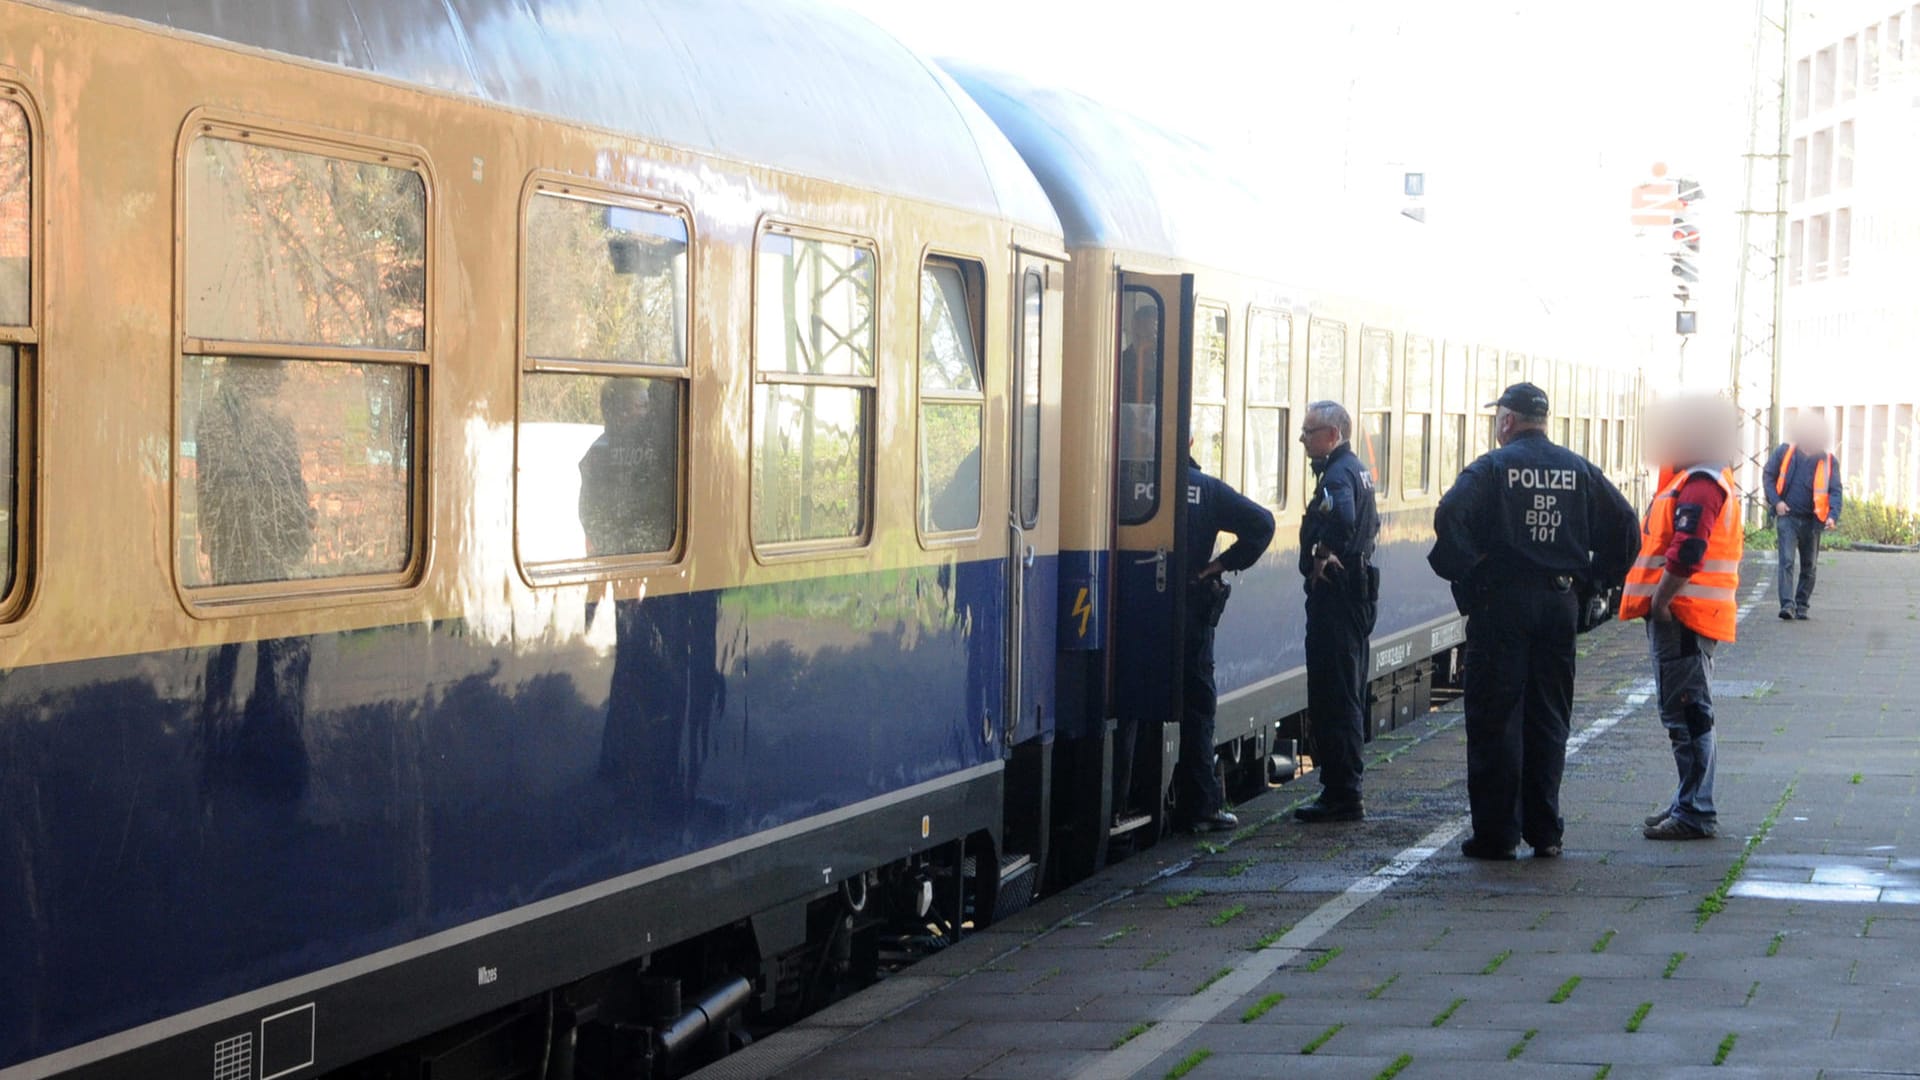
[1775,443,1833,524]
[1619,466,1744,642]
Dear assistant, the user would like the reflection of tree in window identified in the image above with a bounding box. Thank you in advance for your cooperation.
[186,140,424,349]
[179,134,424,588]
[0,99,28,327]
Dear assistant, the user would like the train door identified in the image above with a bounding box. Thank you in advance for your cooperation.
[990,254,1064,918]
[1005,256,1064,747]
[1108,271,1194,843]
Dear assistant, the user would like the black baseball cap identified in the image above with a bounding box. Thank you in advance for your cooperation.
[1487,382,1550,419]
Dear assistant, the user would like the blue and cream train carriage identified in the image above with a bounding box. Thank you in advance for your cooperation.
[0,3,1646,1078]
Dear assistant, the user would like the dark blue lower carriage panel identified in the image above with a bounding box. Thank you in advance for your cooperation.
[42,766,1004,1080]
[0,559,1011,1074]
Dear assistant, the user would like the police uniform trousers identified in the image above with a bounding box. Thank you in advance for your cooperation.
[1305,583,1374,807]
[1462,580,1578,849]
[1174,617,1227,821]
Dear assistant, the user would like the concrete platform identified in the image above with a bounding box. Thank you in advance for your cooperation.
[697,549,1920,1079]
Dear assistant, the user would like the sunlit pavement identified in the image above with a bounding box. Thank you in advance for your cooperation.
[701,549,1920,1080]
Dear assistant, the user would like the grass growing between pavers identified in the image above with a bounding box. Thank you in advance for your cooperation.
[1367,973,1401,1000]
[1100,925,1139,947]
[1506,1029,1539,1061]
[1591,929,1616,953]
[1528,909,1554,930]
[1112,1021,1154,1049]
[1166,1048,1211,1079]
[1766,932,1784,957]
[1743,980,1759,1005]
[1224,856,1257,877]
[1192,967,1232,995]
[1304,946,1343,972]
[1142,949,1174,970]
[1550,976,1582,1004]
[1482,949,1513,975]
[1375,1053,1413,1079]
[1208,904,1247,928]
[1241,993,1285,1023]
[1248,925,1292,950]
[1301,1023,1344,1054]
[1697,779,1798,928]
[1594,1066,1612,1080]
[1714,1033,1737,1066]
[1165,889,1203,910]
[1663,952,1687,978]
[1626,1003,1652,1033]
[1431,998,1466,1027]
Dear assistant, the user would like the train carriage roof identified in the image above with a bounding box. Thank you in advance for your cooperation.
[58,0,1060,232]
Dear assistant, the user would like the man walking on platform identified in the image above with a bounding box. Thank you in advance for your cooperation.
[1429,383,1638,859]
[1622,396,1745,841]
[1761,412,1843,620]
[1294,402,1380,824]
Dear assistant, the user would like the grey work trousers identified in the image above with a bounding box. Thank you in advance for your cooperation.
[1648,618,1718,832]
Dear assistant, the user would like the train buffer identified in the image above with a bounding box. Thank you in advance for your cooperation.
[699,549,1920,1078]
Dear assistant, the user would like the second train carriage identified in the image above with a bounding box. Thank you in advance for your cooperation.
[948,65,1650,875]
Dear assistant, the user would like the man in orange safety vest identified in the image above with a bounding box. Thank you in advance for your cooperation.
[1621,396,1744,841]
[1760,412,1843,620]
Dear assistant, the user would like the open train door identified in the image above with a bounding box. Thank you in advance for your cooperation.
[1108,270,1194,848]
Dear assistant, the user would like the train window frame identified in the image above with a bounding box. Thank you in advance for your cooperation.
[1017,268,1044,530]
[1358,326,1393,498]
[748,220,878,557]
[1305,316,1347,406]
[915,252,988,544]
[1116,284,1167,527]
[1440,341,1470,489]
[1477,346,1504,456]
[1191,300,1229,479]
[1402,334,1435,497]
[512,176,693,584]
[1244,305,1292,510]
[171,115,434,612]
[0,81,40,626]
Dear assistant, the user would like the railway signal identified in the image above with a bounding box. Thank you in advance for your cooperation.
[1667,177,1702,334]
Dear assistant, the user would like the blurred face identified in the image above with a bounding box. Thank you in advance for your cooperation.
[1298,414,1341,459]
[1795,415,1828,452]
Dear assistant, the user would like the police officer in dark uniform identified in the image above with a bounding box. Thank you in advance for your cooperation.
[1177,449,1275,831]
[1428,383,1638,859]
[1294,402,1381,823]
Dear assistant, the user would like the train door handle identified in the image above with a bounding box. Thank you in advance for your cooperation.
[1135,547,1168,593]
[1023,545,1036,570]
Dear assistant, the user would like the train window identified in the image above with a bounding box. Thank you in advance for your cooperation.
[0,98,24,328]
[1018,270,1043,529]
[1118,286,1165,525]
[517,189,689,570]
[1403,335,1434,495]
[752,228,875,546]
[918,258,984,535]
[1504,351,1527,387]
[1358,328,1392,494]
[1474,345,1505,451]
[1246,309,1291,508]
[1441,343,1469,484]
[1476,347,1501,455]
[0,93,31,606]
[178,129,426,591]
[1552,361,1572,444]
[1192,303,1228,476]
[1306,318,1346,404]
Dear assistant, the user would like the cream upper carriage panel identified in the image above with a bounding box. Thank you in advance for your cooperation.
[1,0,1065,666]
